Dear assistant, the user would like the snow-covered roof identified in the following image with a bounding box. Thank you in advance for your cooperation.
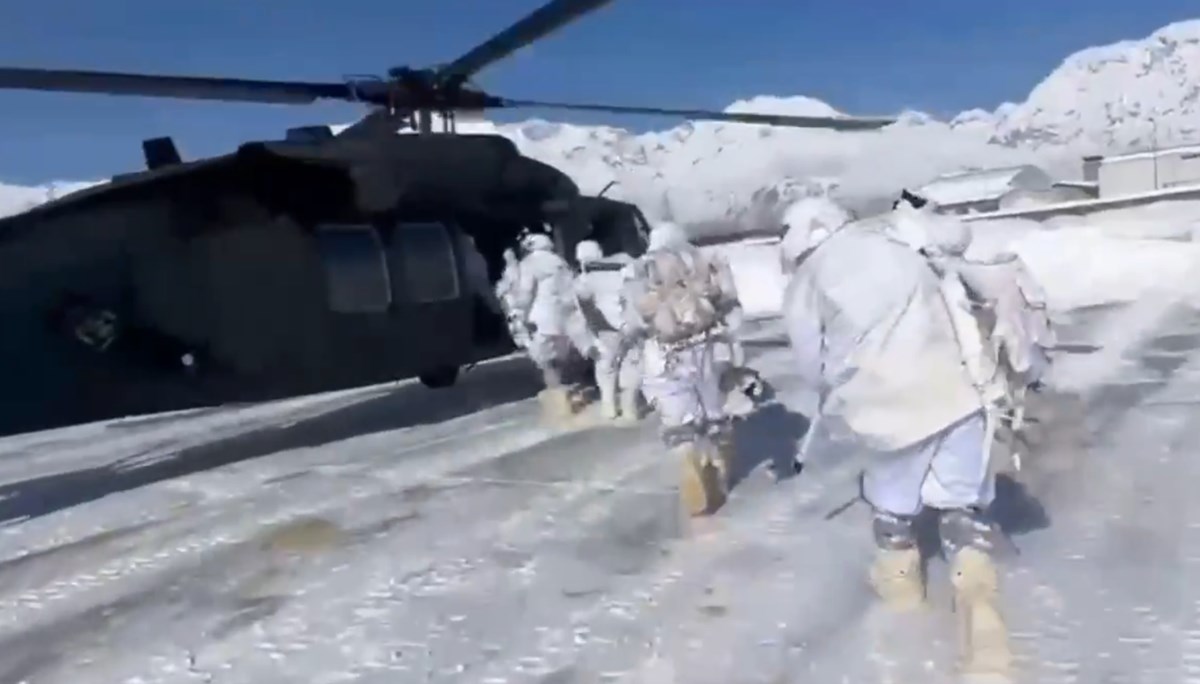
[917,165,1051,207]
[1098,144,1200,164]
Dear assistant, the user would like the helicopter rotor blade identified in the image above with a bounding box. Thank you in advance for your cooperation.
[0,67,374,104]
[500,98,897,131]
[437,0,616,84]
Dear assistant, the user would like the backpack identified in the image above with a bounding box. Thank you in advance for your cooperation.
[922,255,1008,406]
[575,258,630,334]
[630,247,725,344]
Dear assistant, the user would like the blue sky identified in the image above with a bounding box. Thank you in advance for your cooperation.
[1,0,1197,184]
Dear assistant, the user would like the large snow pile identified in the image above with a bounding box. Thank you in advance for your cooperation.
[5,20,1200,227]
[968,201,1200,311]
[716,202,1200,323]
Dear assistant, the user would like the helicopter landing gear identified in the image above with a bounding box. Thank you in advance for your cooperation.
[419,365,460,389]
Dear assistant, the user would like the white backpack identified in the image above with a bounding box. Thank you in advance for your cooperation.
[629,247,726,344]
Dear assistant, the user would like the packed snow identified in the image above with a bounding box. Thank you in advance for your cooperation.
[0,200,1198,682]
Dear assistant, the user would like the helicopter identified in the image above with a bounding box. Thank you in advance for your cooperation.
[0,0,897,438]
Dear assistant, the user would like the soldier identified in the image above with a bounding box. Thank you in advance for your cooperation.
[781,194,1012,678]
[621,222,744,516]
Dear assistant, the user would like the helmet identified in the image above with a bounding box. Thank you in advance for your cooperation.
[779,197,852,266]
[522,232,554,253]
[893,188,930,210]
[574,240,603,264]
[647,221,690,251]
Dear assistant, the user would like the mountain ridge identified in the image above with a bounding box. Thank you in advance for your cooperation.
[4,18,1200,228]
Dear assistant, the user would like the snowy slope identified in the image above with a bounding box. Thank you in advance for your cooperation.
[5,20,1200,227]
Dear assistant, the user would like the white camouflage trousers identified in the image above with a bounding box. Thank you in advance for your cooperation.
[862,409,994,517]
[593,330,642,417]
[641,340,726,434]
[527,333,575,386]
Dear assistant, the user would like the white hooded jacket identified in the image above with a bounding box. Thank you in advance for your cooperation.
[512,242,577,337]
[783,219,988,452]
[575,256,634,333]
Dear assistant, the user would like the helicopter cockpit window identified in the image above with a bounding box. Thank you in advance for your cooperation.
[313,224,392,313]
[389,222,461,304]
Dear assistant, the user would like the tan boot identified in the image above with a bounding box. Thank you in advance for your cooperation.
[869,547,925,611]
[951,548,1013,681]
[676,443,727,517]
[537,387,575,425]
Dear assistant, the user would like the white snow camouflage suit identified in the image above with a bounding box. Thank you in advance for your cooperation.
[782,195,1015,675]
[621,222,742,515]
[572,240,642,423]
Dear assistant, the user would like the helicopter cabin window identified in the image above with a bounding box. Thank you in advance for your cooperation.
[313,224,392,313]
[389,221,461,304]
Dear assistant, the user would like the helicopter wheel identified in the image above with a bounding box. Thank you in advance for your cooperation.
[419,365,460,389]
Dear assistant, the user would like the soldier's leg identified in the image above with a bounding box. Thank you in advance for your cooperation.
[529,335,576,424]
[654,354,726,517]
[862,437,940,611]
[921,410,1012,679]
[614,343,644,425]
[728,337,746,369]
[690,342,740,490]
[594,361,619,420]
[589,332,620,420]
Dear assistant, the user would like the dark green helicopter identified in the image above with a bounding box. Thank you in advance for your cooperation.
[0,0,895,437]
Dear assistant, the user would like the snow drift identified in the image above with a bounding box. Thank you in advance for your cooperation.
[718,201,1200,327]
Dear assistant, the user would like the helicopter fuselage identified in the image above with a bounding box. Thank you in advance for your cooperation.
[0,133,649,437]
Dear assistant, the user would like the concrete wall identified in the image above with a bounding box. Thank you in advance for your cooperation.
[937,199,1002,215]
[1099,149,1200,198]
[999,186,1094,211]
[963,185,1200,223]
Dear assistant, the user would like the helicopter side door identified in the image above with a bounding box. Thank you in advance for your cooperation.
[387,221,462,306]
[312,223,394,315]
[310,219,469,388]
[386,221,478,386]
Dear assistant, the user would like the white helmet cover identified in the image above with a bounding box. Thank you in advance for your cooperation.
[575,240,603,264]
[779,197,853,265]
[523,232,554,253]
[647,221,690,250]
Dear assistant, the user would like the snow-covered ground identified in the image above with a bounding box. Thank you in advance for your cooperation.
[1,204,1199,682]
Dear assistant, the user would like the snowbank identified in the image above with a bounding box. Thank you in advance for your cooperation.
[714,200,1200,321]
[969,206,1200,311]
[1013,231,1200,311]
